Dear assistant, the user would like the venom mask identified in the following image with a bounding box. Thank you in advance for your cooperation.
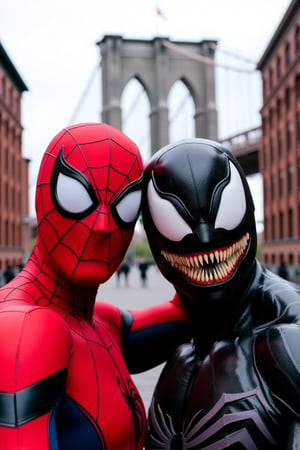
[142,139,257,308]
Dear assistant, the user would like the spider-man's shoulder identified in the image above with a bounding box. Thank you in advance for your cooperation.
[93,301,122,329]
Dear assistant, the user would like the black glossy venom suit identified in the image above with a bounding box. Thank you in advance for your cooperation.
[142,139,300,449]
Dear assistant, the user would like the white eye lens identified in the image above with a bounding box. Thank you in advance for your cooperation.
[56,173,94,214]
[214,162,246,230]
[115,190,142,224]
[147,180,192,241]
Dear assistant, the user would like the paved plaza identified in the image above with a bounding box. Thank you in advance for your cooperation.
[96,263,176,412]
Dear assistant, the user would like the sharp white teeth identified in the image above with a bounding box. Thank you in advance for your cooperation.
[160,232,249,284]
[215,250,219,263]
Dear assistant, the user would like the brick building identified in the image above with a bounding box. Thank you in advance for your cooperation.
[257,0,300,277]
[0,43,30,274]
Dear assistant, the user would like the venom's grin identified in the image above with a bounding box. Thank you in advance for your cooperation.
[161,232,250,285]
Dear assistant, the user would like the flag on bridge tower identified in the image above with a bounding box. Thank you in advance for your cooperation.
[156,4,167,20]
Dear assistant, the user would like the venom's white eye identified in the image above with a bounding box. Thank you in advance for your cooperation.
[114,189,142,224]
[147,180,192,241]
[214,162,246,230]
[56,173,94,214]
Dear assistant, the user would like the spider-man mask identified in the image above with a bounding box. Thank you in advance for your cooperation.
[142,139,257,306]
[35,123,143,286]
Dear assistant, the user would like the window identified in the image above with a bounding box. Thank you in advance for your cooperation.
[272,214,275,240]
[296,73,300,98]
[265,217,268,240]
[271,175,275,200]
[262,116,267,135]
[263,181,268,204]
[1,78,5,99]
[11,186,15,211]
[285,86,291,110]
[5,220,8,246]
[15,97,20,117]
[288,164,293,192]
[286,122,293,152]
[12,223,15,247]
[297,113,300,144]
[278,130,282,157]
[11,154,15,178]
[270,138,274,161]
[285,42,291,67]
[263,146,267,168]
[296,27,300,53]
[289,208,294,238]
[4,120,8,138]
[4,183,8,209]
[9,89,13,109]
[269,68,273,91]
[17,224,21,247]
[276,97,281,119]
[279,170,284,197]
[277,57,281,80]
[280,212,284,238]
[269,108,273,129]
[4,147,8,173]
[263,79,267,100]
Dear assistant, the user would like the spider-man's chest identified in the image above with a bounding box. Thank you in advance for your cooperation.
[147,339,289,450]
[63,319,146,450]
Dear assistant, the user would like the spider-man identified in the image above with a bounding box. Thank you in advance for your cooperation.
[143,138,300,449]
[0,123,191,450]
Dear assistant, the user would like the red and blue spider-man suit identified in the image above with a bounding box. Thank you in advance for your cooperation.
[0,123,190,449]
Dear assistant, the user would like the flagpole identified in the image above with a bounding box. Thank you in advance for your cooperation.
[155,3,167,37]
[155,3,160,37]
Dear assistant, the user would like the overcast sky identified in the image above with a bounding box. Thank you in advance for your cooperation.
[0,0,292,217]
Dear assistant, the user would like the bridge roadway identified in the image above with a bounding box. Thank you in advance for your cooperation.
[96,263,176,413]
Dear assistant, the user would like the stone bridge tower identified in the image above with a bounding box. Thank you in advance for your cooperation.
[97,35,218,155]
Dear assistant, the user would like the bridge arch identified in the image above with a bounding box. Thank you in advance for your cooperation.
[121,78,151,161]
[168,80,195,142]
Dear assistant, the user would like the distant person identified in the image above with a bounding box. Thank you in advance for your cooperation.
[277,259,289,280]
[138,257,151,287]
[3,263,15,284]
[116,258,131,287]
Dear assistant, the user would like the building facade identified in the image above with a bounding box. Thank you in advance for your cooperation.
[0,43,30,274]
[257,0,300,277]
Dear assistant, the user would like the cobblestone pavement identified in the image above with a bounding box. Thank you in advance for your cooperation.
[96,264,175,412]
